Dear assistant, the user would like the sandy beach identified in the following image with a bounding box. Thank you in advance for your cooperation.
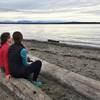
[23,39,100,81]
[22,39,100,100]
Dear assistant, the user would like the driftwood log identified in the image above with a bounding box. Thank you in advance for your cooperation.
[0,73,52,100]
[30,55,100,100]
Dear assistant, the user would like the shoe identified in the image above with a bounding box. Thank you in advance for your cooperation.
[33,80,42,87]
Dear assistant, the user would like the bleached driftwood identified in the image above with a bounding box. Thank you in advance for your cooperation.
[0,74,52,100]
[30,55,100,100]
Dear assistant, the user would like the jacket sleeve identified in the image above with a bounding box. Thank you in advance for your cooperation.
[20,48,28,66]
[3,46,10,75]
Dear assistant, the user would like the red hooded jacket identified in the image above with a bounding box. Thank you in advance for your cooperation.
[0,42,10,75]
[0,47,3,67]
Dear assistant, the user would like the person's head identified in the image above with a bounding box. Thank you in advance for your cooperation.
[13,31,23,44]
[0,32,11,46]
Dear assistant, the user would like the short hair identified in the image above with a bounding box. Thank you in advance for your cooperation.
[0,32,10,45]
[13,31,23,43]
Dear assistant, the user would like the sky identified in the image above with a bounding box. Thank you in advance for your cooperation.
[0,0,100,22]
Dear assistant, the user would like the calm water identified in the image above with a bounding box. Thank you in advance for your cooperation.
[0,24,100,47]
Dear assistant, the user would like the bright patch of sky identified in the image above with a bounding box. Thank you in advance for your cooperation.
[0,0,100,21]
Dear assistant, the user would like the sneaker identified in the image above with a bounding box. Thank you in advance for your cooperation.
[33,80,42,87]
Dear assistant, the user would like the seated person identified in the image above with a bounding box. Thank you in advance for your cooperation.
[8,31,42,87]
[0,32,12,80]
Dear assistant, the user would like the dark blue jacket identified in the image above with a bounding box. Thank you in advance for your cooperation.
[8,43,25,76]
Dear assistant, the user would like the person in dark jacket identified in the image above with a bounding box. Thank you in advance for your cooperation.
[8,31,42,86]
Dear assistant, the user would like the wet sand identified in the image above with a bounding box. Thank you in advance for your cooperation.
[23,39,100,100]
[23,39,100,81]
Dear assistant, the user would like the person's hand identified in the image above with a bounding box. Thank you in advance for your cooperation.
[27,57,33,62]
[26,48,29,53]
[6,74,11,80]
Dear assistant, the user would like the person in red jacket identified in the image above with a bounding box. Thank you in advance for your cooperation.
[0,46,2,68]
[0,32,12,80]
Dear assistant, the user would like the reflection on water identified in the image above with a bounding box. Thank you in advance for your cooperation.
[0,24,100,47]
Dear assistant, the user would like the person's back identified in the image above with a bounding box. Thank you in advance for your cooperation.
[8,43,26,76]
[1,43,9,74]
[0,46,3,68]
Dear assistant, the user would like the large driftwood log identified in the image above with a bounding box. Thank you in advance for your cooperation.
[30,55,100,100]
[0,75,52,100]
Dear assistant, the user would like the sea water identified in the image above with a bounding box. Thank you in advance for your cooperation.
[0,24,100,47]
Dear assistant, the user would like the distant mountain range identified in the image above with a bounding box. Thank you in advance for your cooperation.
[0,20,100,24]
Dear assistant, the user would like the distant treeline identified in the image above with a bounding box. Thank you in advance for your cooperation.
[0,22,100,24]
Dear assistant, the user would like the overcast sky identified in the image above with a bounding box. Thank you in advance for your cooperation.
[0,0,100,21]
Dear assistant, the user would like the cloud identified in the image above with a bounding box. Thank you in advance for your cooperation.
[0,0,100,10]
[0,0,100,21]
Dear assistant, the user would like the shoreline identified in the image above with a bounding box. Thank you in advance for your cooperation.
[23,39,100,100]
[23,39,100,81]
[23,39,100,50]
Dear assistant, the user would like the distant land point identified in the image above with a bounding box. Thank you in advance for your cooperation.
[0,20,100,24]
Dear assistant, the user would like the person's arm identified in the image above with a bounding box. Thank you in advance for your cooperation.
[20,48,28,66]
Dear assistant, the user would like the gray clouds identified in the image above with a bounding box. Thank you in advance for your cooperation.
[0,0,100,21]
[0,0,100,10]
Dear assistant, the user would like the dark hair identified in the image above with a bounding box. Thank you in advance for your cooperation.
[0,32,10,46]
[13,31,23,43]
